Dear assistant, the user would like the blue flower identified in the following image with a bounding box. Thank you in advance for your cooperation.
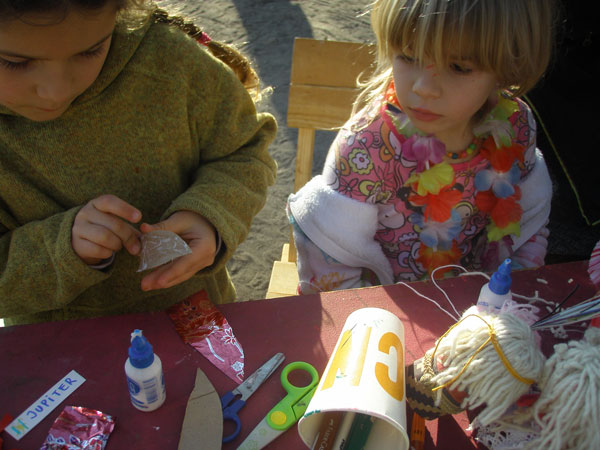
[410,209,462,251]
[474,163,520,198]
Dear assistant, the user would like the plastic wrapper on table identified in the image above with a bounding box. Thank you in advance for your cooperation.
[40,406,115,450]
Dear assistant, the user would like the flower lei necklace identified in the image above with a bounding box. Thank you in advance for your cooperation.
[383,82,525,276]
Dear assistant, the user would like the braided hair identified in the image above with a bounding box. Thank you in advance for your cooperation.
[152,9,261,100]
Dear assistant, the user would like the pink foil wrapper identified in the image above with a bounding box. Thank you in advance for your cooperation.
[167,291,245,383]
[40,406,115,450]
[589,240,600,288]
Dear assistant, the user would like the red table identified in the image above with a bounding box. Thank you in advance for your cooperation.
[0,261,595,449]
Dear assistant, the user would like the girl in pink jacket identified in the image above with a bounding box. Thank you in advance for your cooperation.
[288,0,556,293]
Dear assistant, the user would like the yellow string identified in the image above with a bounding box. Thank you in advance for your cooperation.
[430,314,535,392]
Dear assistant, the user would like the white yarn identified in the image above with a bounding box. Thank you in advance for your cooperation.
[500,299,540,326]
[396,280,460,321]
[399,263,567,325]
[525,327,600,450]
[429,306,545,426]
[431,264,467,318]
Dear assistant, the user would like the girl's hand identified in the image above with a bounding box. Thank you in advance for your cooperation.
[72,194,142,265]
[139,211,217,291]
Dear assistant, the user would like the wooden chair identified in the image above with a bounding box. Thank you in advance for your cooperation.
[265,38,376,298]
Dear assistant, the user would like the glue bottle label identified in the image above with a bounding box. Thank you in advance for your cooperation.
[126,373,165,410]
[127,377,141,395]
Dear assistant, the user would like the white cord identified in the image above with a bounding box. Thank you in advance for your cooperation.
[430,264,469,319]
[395,280,460,321]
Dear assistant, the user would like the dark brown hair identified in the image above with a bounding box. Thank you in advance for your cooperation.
[0,0,262,100]
[0,0,131,20]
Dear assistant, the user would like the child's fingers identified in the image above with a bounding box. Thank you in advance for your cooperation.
[72,234,117,263]
[90,194,141,224]
[139,218,177,236]
[78,205,141,255]
[141,210,207,236]
[75,223,125,252]
[117,226,141,255]
[155,271,192,291]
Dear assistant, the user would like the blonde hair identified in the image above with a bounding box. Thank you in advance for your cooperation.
[357,0,557,109]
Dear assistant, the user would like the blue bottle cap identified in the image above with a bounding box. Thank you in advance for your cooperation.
[488,258,512,295]
[128,329,154,369]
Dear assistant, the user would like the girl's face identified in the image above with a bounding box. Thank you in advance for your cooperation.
[0,5,117,122]
[392,51,498,152]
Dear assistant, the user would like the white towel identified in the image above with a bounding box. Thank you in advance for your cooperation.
[514,149,553,249]
[288,175,395,285]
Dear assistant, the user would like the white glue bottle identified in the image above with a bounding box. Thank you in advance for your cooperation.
[125,329,166,411]
[477,258,512,313]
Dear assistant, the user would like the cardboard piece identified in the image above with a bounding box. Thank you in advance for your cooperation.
[178,368,222,450]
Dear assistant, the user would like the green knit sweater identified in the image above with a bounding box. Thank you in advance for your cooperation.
[0,17,277,325]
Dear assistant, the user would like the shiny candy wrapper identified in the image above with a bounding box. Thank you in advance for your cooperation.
[168,291,245,384]
[137,230,192,272]
[40,406,115,450]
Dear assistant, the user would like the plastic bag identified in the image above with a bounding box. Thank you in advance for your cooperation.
[137,230,192,272]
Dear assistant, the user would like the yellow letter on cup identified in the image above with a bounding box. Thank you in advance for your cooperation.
[374,332,404,401]
[321,327,372,391]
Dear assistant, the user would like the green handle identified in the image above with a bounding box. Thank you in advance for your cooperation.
[265,362,319,431]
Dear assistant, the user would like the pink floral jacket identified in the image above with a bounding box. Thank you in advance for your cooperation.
[287,94,552,294]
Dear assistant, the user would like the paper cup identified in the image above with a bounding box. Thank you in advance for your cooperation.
[298,308,409,449]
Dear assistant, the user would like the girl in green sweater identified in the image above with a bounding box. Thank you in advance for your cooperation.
[0,0,277,325]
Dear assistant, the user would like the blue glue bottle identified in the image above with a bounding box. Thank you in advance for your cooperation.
[125,329,166,411]
[477,258,512,313]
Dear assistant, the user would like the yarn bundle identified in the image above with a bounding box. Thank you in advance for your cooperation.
[525,325,600,449]
[406,305,545,426]
[404,257,600,448]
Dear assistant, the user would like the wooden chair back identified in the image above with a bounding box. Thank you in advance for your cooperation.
[265,38,376,298]
[287,38,377,196]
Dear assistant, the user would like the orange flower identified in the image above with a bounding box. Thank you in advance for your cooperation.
[480,137,525,172]
[476,187,522,228]
[417,241,462,277]
[474,189,496,213]
[409,186,462,222]
[492,196,522,228]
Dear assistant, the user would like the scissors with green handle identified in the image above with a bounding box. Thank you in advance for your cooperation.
[237,361,319,449]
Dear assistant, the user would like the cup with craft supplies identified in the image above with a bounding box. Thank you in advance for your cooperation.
[298,308,409,450]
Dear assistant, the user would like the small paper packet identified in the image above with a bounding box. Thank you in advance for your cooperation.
[137,230,192,272]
